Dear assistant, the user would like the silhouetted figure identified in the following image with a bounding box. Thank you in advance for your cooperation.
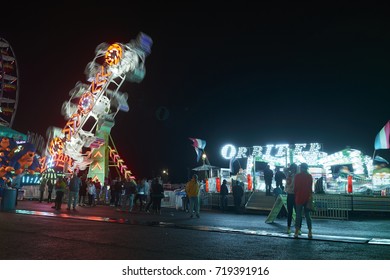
[47,179,54,203]
[274,166,286,191]
[264,164,274,196]
[294,163,313,239]
[39,178,47,203]
[78,178,87,206]
[53,177,67,210]
[232,180,244,214]
[285,163,298,234]
[151,177,164,215]
[220,179,229,212]
[314,176,325,194]
[185,174,200,218]
[121,178,137,212]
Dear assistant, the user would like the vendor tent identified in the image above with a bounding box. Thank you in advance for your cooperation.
[192,164,220,178]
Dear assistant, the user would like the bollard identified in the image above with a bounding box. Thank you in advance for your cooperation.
[247,174,252,191]
[216,177,221,192]
[347,175,353,194]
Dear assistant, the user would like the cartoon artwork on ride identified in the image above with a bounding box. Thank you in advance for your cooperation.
[0,136,41,187]
[41,33,153,183]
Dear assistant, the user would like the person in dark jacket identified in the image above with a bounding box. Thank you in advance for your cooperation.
[47,179,54,203]
[264,164,274,196]
[220,179,229,212]
[274,166,286,191]
[232,179,244,214]
[151,177,164,215]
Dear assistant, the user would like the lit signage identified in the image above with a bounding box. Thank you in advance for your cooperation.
[221,143,325,166]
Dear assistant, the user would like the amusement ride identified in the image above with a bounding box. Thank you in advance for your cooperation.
[0,33,153,186]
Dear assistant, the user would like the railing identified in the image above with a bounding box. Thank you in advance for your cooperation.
[311,194,349,220]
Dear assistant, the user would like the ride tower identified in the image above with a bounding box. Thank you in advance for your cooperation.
[42,33,153,183]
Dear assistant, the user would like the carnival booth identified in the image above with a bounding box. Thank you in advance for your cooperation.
[220,143,384,195]
[318,148,374,194]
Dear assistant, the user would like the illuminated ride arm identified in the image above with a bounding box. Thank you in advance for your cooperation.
[44,33,152,173]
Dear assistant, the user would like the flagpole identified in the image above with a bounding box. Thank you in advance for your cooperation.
[201,152,208,179]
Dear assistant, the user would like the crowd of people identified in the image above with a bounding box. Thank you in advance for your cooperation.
[36,163,316,239]
[216,162,315,239]
[40,173,165,215]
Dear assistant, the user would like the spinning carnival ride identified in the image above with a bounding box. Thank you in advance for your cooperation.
[42,33,153,183]
[0,38,19,128]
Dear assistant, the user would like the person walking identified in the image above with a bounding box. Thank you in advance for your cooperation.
[232,179,244,214]
[135,179,146,211]
[144,180,154,213]
[113,178,123,209]
[121,177,137,212]
[94,179,102,205]
[285,163,298,234]
[151,177,164,215]
[52,177,67,210]
[101,178,109,205]
[264,164,274,196]
[294,163,314,239]
[78,177,87,206]
[11,171,25,206]
[67,173,82,210]
[274,166,286,191]
[185,174,200,218]
[47,179,54,203]
[220,179,229,212]
[109,179,116,206]
[39,177,47,203]
[87,178,96,207]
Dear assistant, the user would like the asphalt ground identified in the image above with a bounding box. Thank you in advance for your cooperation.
[2,201,389,280]
[4,199,390,245]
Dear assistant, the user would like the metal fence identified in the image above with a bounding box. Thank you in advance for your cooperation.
[311,194,349,220]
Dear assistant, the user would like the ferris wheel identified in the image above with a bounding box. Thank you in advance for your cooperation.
[0,37,19,128]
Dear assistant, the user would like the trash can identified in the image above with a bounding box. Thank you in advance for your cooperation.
[0,188,17,212]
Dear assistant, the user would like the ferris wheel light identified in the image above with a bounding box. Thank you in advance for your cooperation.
[0,37,19,127]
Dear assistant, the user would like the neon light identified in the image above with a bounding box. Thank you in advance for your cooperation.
[221,142,326,166]
[120,165,128,173]
[220,144,236,160]
[117,159,124,168]
[48,137,64,156]
[78,92,94,114]
[274,144,289,157]
[252,146,263,157]
[236,147,248,158]
[105,44,123,66]
[92,162,102,170]
[94,151,103,158]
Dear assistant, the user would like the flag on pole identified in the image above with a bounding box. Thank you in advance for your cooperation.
[374,121,390,150]
[189,138,206,162]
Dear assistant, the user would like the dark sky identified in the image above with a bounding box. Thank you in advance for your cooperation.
[2,1,390,182]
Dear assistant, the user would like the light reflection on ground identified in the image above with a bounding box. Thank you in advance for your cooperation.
[13,209,390,246]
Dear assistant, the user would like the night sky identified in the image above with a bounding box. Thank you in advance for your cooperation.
[2,2,390,183]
